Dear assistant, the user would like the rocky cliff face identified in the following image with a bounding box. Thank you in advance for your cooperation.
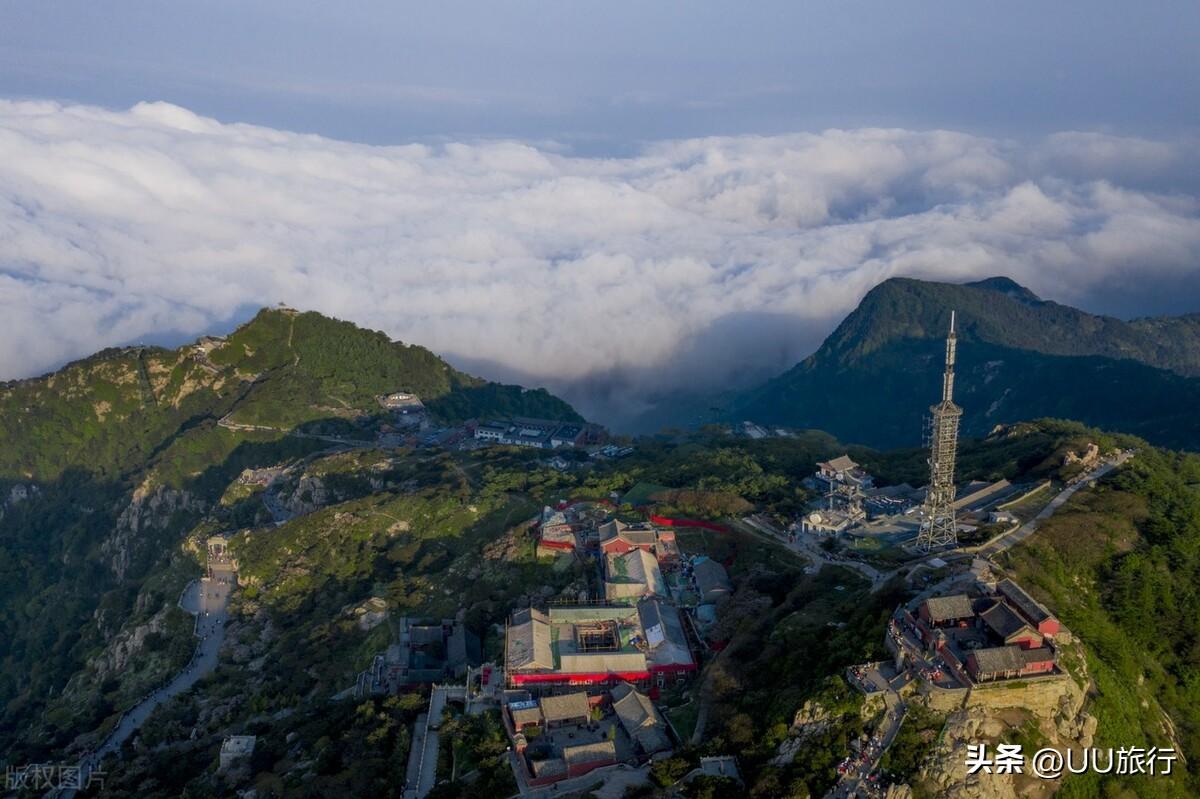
[104,484,206,580]
[278,474,332,517]
[772,698,842,766]
[916,673,1095,799]
[87,606,174,678]
[773,683,881,767]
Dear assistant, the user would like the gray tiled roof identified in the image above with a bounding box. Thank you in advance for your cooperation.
[922,594,975,622]
[971,645,1025,674]
[998,579,1055,625]
[539,692,590,724]
[562,740,616,767]
[980,601,1036,641]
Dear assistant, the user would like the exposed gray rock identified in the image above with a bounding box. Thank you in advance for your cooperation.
[88,606,172,678]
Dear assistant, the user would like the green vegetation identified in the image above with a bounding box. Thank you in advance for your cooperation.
[6,298,1200,799]
[1003,446,1200,797]
[428,709,515,799]
[696,560,893,798]
[650,754,695,787]
[0,308,580,483]
[879,704,944,783]
[100,694,425,798]
[790,276,1200,375]
[573,419,1117,524]
[666,701,701,743]
[0,308,582,764]
[731,276,1200,449]
[682,775,743,799]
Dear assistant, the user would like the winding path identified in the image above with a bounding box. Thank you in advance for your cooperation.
[977,452,1132,559]
[825,689,906,799]
[52,563,235,797]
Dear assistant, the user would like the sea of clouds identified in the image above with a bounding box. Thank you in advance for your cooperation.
[2,99,1199,427]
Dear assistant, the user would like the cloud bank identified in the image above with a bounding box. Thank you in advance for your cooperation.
[1,100,1199,427]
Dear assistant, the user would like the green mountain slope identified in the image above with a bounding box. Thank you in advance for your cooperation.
[731,277,1200,449]
[0,308,580,482]
[9,405,1197,797]
[1001,447,1200,798]
[815,276,1200,375]
[0,308,580,758]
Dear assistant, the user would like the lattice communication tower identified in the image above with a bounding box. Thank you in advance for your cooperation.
[916,311,963,552]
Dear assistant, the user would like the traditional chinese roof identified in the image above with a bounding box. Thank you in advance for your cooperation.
[1021,647,1055,665]
[562,740,617,767]
[507,608,554,670]
[605,548,666,600]
[638,598,693,670]
[540,692,591,724]
[693,558,732,599]
[971,645,1026,674]
[530,758,567,777]
[611,682,670,753]
[922,594,975,623]
[997,579,1055,625]
[598,519,659,547]
[819,455,859,472]
[980,601,1037,642]
[411,625,444,645]
[510,704,542,728]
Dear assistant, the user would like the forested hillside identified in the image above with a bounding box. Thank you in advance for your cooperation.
[1003,447,1200,798]
[5,301,1198,799]
[0,308,581,760]
[0,308,578,482]
[810,276,1200,375]
[731,277,1200,449]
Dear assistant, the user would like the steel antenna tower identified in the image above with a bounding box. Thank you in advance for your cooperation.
[916,311,963,552]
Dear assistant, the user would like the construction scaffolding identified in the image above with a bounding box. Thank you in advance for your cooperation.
[575,620,621,652]
[916,311,963,552]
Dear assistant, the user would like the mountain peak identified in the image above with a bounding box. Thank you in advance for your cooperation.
[964,276,1042,303]
[824,275,1095,363]
[731,273,1200,449]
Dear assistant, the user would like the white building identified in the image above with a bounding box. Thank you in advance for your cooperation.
[219,735,256,772]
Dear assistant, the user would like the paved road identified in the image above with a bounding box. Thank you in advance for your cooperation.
[403,712,430,799]
[977,453,1131,559]
[53,565,235,798]
[419,689,445,796]
[404,686,450,799]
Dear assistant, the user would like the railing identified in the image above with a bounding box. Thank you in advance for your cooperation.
[649,515,728,532]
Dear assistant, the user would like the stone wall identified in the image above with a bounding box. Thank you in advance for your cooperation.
[965,673,1076,719]
[918,681,969,713]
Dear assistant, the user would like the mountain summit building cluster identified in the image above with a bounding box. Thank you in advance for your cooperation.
[906,578,1061,684]
[470,417,605,450]
[788,311,1071,557]
[490,501,730,789]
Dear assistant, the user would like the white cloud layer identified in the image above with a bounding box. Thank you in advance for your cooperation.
[1,100,1199,426]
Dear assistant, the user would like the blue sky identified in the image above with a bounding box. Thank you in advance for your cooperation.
[3,2,1197,151]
